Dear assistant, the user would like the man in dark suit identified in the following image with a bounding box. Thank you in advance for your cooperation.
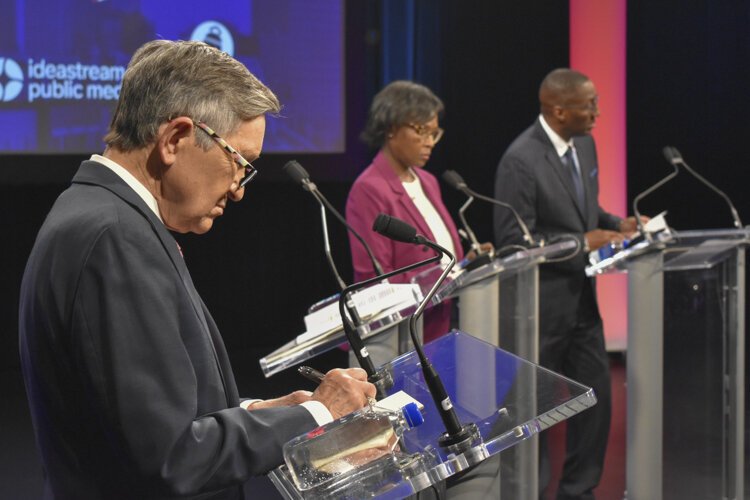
[19,40,375,500]
[493,69,641,500]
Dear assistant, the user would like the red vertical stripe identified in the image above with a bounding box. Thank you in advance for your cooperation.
[570,0,628,350]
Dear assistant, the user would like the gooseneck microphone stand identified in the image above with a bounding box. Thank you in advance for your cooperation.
[337,252,442,397]
[372,214,480,452]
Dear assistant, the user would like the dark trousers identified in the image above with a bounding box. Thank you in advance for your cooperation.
[538,284,612,500]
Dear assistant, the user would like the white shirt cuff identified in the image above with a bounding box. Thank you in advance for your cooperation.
[240,399,263,410]
[300,400,333,426]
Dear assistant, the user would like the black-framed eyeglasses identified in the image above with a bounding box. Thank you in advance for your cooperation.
[406,123,444,144]
[193,120,258,189]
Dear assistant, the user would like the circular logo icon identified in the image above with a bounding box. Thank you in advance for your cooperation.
[191,21,235,57]
[0,57,24,102]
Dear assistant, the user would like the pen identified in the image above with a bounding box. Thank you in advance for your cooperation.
[298,365,378,407]
[298,365,326,384]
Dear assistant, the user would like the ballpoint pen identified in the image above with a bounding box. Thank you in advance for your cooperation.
[298,365,377,406]
[298,365,326,384]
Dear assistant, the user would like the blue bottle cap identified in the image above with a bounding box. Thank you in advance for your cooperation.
[401,402,424,428]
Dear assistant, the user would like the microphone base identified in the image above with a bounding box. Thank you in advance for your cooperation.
[438,422,480,455]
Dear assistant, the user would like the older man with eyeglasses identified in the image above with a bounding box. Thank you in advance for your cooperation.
[18,40,375,500]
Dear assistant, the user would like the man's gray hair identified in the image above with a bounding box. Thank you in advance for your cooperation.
[104,40,280,151]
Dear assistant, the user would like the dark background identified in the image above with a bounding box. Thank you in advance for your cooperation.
[2,1,749,497]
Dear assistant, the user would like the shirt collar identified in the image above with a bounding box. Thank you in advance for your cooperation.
[539,114,574,158]
[89,154,163,223]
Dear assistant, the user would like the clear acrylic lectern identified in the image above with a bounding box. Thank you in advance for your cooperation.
[411,240,578,499]
[586,228,747,500]
[267,331,597,499]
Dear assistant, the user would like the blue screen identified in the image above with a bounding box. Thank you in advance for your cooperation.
[0,0,344,154]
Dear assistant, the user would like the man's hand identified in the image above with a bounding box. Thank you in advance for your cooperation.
[465,242,495,261]
[619,216,650,237]
[245,390,313,410]
[311,368,377,420]
[585,229,625,252]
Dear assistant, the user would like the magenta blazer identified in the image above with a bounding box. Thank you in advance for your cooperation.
[345,151,464,343]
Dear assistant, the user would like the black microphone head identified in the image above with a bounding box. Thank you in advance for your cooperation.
[441,170,467,190]
[372,214,418,243]
[283,160,310,185]
[662,146,682,165]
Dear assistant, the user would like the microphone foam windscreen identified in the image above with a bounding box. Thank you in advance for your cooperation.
[283,160,310,185]
[372,214,417,243]
[662,146,675,163]
[441,170,464,190]
[662,146,683,164]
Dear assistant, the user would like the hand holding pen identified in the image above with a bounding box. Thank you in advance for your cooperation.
[298,365,327,384]
[299,366,378,418]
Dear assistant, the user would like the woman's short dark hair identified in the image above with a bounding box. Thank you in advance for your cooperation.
[361,80,444,149]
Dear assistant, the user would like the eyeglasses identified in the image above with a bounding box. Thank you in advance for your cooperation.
[193,120,258,189]
[406,123,444,144]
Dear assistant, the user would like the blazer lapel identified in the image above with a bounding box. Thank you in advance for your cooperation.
[414,168,463,258]
[72,162,231,403]
[534,124,586,224]
[573,137,596,220]
[73,163,203,310]
[373,152,436,240]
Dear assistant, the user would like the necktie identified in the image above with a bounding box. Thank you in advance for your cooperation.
[562,146,585,209]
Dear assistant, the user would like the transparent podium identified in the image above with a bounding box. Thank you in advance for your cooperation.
[586,228,747,500]
[412,240,578,499]
[413,240,578,357]
[267,331,597,499]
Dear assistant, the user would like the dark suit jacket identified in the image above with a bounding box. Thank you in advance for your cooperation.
[493,119,621,331]
[19,161,317,499]
[346,151,464,343]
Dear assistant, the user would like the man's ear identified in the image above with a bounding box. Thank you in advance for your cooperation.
[552,105,567,124]
[156,117,194,166]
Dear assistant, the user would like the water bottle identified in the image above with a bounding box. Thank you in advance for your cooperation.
[588,238,630,266]
[283,402,424,492]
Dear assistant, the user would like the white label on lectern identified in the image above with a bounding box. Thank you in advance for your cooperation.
[299,283,421,341]
[441,398,453,411]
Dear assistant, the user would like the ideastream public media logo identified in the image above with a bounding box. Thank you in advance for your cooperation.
[2,20,232,106]
[0,56,125,104]
[0,57,24,102]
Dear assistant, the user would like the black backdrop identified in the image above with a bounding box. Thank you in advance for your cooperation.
[2,0,749,495]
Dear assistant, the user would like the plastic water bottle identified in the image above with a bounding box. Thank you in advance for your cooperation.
[589,239,630,266]
[283,402,424,492]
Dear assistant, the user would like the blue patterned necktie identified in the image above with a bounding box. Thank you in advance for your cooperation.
[562,146,585,209]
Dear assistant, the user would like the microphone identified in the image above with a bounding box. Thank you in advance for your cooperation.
[631,147,680,242]
[440,171,481,253]
[284,161,385,277]
[663,146,743,229]
[284,161,346,291]
[443,169,536,246]
[285,160,385,378]
[372,213,480,452]
[336,225,443,396]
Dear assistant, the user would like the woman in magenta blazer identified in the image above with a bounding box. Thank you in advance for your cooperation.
[346,81,464,352]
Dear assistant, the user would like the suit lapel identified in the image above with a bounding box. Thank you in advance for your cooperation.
[73,164,207,321]
[573,137,596,221]
[72,162,231,404]
[534,124,587,224]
